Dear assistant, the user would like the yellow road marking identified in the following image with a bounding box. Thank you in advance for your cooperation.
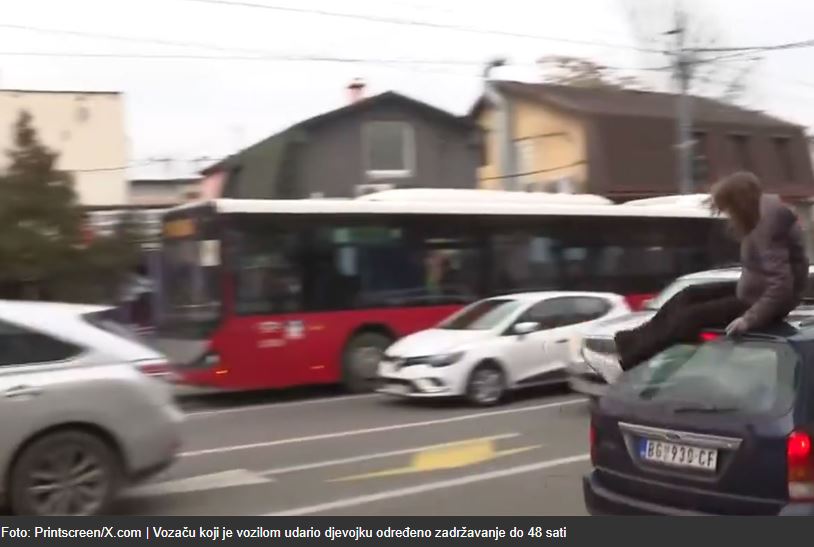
[328,437,541,483]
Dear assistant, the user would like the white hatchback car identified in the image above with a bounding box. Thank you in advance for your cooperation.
[377,292,630,405]
[0,300,183,515]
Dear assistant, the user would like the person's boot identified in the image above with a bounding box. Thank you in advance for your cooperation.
[614,330,640,371]
[613,330,634,370]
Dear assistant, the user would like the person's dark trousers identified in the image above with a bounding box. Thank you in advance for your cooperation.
[614,282,748,371]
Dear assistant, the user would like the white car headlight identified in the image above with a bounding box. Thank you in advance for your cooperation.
[426,351,465,367]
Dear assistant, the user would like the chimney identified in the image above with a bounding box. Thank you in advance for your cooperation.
[347,78,366,103]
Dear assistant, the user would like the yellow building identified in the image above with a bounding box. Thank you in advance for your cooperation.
[470,81,814,202]
[472,82,589,193]
[0,89,129,206]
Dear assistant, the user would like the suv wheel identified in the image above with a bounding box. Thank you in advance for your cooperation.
[8,430,122,516]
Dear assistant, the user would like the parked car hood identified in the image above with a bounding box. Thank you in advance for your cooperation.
[387,328,489,358]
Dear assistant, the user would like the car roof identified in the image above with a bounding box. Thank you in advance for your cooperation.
[486,291,624,303]
[0,300,110,328]
[678,264,814,282]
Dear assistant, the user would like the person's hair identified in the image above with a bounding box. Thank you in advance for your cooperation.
[709,171,763,238]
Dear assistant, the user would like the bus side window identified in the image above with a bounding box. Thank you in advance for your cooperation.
[490,232,558,294]
[233,229,304,315]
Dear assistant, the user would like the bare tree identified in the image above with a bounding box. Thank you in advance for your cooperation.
[621,0,762,105]
[537,55,651,90]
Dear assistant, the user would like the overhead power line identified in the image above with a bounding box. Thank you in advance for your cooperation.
[688,38,814,53]
[481,160,588,181]
[0,50,489,66]
[176,0,664,54]
[0,23,274,56]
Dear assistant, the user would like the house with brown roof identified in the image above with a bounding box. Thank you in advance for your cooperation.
[471,81,814,201]
[200,81,482,200]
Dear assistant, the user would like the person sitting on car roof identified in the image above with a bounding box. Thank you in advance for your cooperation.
[614,170,809,371]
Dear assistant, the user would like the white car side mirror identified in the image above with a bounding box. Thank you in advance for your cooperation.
[513,322,540,336]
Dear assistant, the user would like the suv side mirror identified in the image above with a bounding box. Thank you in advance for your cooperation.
[513,322,540,336]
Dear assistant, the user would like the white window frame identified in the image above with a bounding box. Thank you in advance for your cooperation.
[514,139,535,184]
[363,121,416,180]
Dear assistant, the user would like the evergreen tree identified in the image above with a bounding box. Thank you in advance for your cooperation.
[0,111,82,299]
[0,110,142,302]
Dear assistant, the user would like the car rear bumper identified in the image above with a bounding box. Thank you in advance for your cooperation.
[583,471,708,515]
[583,471,813,516]
[127,404,184,481]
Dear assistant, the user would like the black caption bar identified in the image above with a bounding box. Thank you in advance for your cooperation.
[0,517,809,545]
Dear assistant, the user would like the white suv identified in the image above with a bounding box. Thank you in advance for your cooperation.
[568,266,814,398]
[0,300,183,515]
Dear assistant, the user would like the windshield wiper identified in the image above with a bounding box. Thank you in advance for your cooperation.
[672,404,739,414]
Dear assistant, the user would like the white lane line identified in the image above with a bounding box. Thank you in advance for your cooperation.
[258,433,521,476]
[180,397,585,458]
[124,469,272,499]
[185,394,378,417]
[263,453,590,516]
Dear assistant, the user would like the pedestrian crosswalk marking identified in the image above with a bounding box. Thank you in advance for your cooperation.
[124,469,273,499]
[327,439,540,482]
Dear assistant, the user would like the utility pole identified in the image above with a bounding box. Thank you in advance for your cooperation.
[669,9,694,194]
[483,58,517,191]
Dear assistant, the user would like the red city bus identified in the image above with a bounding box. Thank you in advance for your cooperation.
[154,190,737,392]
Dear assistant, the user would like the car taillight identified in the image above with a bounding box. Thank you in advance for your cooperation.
[787,431,814,501]
[590,422,597,465]
[135,360,176,381]
[699,331,721,342]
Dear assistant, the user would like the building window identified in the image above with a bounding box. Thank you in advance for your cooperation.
[76,106,90,123]
[363,121,415,179]
[730,134,753,171]
[773,137,795,182]
[515,140,535,187]
[692,131,709,187]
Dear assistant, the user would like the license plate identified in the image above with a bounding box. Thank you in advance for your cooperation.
[381,383,408,395]
[638,439,718,471]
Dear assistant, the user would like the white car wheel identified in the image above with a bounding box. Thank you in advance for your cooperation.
[466,363,506,406]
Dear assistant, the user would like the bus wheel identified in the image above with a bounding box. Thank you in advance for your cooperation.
[342,332,392,393]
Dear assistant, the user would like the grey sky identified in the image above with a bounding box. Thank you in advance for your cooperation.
[2,0,813,179]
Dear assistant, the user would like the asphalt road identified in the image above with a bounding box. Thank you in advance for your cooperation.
[114,388,592,516]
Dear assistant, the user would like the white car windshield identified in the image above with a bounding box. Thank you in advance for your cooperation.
[439,299,524,330]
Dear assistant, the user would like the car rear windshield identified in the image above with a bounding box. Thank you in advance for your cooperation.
[83,310,147,345]
[438,299,523,330]
[646,278,736,310]
[607,339,800,416]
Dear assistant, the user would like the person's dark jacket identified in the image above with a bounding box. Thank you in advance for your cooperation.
[737,194,809,329]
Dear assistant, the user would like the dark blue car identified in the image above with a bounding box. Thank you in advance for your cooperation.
[584,322,814,516]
